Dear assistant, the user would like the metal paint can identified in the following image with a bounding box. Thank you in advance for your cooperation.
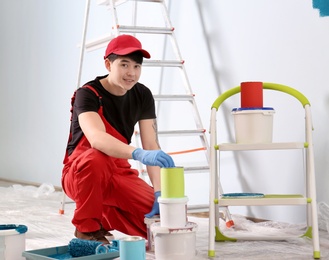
[160,167,185,198]
[119,236,146,260]
[240,81,263,108]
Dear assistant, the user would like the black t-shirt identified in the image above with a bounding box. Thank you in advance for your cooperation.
[67,75,156,155]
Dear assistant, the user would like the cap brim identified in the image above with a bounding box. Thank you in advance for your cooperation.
[114,47,151,59]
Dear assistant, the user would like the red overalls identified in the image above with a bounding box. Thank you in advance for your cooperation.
[61,86,154,238]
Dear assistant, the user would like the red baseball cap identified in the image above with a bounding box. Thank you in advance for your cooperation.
[104,34,151,59]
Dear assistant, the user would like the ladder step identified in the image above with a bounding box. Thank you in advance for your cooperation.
[158,129,206,136]
[187,204,210,213]
[84,34,113,52]
[184,166,209,173]
[143,60,184,67]
[98,0,163,6]
[115,25,174,34]
[153,94,194,101]
[137,0,163,2]
[140,166,209,177]
[135,129,206,137]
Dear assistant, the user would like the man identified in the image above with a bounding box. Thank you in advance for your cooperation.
[62,34,175,243]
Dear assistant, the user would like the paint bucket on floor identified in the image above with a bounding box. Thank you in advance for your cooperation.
[158,197,188,228]
[0,224,28,260]
[160,167,185,198]
[151,222,198,260]
[119,236,146,260]
[232,107,275,143]
[144,217,160,252]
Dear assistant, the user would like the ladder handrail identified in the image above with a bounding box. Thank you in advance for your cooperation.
[211,82,310,110]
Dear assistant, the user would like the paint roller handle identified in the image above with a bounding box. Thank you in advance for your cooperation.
[145,191,161,218]
[132,148,175,168]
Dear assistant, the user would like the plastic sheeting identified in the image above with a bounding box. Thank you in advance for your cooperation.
[1,184,329,259]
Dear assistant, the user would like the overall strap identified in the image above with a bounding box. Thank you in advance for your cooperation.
[84,85,103,105]
[69,85,103,121]
[63,85,103,164]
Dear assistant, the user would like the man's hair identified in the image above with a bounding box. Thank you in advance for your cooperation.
[106,51,144,64]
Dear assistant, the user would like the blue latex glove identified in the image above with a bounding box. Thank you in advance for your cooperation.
[132,148,175,168]
[145,191,161,218]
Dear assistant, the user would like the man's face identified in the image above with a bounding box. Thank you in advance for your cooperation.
[108,56,142,94]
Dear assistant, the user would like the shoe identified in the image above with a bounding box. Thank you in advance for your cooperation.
[100,227,115,241]
[74,228,109,244]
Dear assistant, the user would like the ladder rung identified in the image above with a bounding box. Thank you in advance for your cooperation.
[115,25,174,34]
[124,0,163,2]
[187,204,209,213]
[84,34,114,52]
[184,166,209,173]
[158,129,206,136]
[218,197,307,206]
[153,94,194,101]
[216,142,305,151]
[97,0,125,6]
[134,0,163,2]
[135,129,206,137]
[140,166,209,176]
[143,60,184,67]
[98,0,163,6]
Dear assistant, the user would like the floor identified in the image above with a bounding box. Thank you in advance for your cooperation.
[1,181,329,259]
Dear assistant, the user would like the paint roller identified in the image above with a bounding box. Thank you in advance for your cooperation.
[68,238,119,257]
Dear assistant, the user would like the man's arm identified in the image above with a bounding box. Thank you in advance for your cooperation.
[139,118,162,191]
[78,111,136,158]
[79,111,173,170]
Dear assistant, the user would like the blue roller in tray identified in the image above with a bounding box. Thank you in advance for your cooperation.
[22,239,120,260]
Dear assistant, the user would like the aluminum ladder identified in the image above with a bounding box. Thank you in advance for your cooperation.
[61,0,233,223]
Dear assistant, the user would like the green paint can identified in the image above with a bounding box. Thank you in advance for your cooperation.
[160,167,185,198]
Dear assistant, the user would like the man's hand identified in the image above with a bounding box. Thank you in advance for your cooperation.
[132,148,175,168]
[145,191,161,218]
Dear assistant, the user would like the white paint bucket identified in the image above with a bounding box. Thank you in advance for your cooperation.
[0,224,28,260]
[151,222,198,260]
[232,107,275,143]
[144,217,160,252]
[158,197,188,228]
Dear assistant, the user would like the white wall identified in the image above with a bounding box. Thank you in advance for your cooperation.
[0,0,84,184]
[1,0,329,223]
